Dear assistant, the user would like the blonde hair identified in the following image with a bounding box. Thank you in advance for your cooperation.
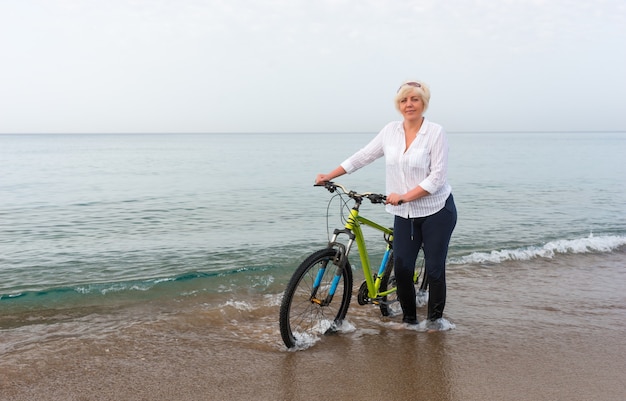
[394,80,431,112]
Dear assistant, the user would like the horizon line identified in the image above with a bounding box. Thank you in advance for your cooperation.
[1,130,625,135]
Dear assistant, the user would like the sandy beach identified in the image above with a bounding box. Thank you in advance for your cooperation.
[2,250,625,401]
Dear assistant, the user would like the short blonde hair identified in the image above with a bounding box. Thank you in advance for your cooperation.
[394,80,431,112]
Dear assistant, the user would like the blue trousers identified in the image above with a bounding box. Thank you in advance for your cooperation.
[393,194,457,321]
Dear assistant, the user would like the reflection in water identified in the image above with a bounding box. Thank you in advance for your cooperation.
[277,329,455,401]
[389,333,454,401]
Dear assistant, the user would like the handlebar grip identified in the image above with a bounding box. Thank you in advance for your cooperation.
[314,181,331,188]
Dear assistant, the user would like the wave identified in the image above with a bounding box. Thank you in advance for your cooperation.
[0,268,260,306]
[2,234,624,308]
[452,234,626,265]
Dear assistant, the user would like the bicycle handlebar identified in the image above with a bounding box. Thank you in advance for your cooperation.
[315,181,387,204]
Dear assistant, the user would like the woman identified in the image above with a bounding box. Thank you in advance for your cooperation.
[315,80,457,329]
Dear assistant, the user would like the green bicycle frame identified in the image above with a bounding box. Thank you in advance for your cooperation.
[329,207,396,300]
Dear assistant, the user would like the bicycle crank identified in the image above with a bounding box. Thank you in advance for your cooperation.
[357,281,370,305]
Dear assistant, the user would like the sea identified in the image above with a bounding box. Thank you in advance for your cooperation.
[1,131,625,356]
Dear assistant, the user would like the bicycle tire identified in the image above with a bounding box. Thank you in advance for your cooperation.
[378,250,399,317]
[379,251,427,317]
[279,248,353,348]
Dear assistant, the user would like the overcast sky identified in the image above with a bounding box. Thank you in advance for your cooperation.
[1,0,625,134]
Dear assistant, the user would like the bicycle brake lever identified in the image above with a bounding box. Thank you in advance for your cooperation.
[368,194,385,204]
[313,181,335,192]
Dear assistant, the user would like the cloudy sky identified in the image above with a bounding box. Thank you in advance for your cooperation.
[1,0,625,133]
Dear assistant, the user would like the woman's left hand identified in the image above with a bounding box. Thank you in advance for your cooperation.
[385,192,404,205]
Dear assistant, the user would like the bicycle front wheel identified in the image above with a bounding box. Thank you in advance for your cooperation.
[279,248,353,349]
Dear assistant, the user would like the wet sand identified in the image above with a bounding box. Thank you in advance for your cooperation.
[2,251,625,401]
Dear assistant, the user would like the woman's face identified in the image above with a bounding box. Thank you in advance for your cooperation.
[398,91,425,122]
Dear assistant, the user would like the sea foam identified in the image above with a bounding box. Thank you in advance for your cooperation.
[454,234,626,265]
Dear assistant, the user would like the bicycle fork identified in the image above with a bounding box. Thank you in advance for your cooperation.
[309,229,354,306]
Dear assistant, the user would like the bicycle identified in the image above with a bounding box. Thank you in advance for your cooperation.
[279,181,428,349]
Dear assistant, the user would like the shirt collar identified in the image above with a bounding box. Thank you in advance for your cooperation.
[419,117,430,135]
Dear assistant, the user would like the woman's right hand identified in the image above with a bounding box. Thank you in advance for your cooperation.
[315,167,346,185]
[315,174,330,185]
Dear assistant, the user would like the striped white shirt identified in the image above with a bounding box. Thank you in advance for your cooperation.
[341,118,452,218]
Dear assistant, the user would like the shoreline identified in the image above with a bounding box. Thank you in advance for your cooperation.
[2,317,624,401]
[2,251,625,401]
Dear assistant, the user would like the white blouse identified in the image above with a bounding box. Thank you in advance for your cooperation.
[340,118,452,218]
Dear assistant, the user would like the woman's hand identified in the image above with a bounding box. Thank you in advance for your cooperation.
[315,167,347,185]
[315,174,331,185]
[385,192,405,206]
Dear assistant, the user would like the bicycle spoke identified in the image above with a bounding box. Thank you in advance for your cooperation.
[279,249,352,348]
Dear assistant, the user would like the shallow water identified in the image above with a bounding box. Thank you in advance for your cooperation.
[2,249,624,400]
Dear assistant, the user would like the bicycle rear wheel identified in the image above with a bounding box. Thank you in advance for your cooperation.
[378,250,399,317]
[279,248,353,349]
[379,251,427,317]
